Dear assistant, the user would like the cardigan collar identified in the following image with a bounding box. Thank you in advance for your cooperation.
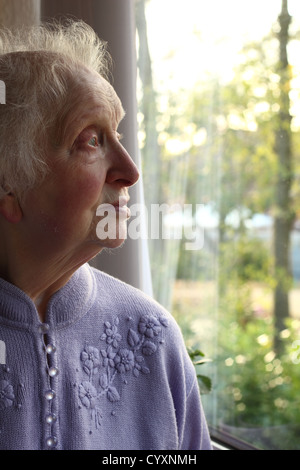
[0,264,96,329]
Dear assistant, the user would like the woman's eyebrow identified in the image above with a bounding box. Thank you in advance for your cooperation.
[57,88,126,148]
[59,105,107,145]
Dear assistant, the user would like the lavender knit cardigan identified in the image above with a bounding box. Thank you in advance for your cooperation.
[0,264,212,450]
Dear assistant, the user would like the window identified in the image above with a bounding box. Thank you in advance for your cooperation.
[135,0,300,450]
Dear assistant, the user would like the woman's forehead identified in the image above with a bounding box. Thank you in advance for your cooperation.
[60,67,125,142]
[79,67,123,112]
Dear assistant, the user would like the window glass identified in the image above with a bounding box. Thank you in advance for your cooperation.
[135,0,300,450]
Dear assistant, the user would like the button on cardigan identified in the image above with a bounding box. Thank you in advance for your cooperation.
[0,264,212,450]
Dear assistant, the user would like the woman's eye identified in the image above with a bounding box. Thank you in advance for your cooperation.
[88,136,98,147]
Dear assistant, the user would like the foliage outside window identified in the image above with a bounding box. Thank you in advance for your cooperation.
[135,0,300,450]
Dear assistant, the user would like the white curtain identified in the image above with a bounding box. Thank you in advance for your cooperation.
[0,0,40,26]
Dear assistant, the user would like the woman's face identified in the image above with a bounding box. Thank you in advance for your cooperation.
[19,67,139,263]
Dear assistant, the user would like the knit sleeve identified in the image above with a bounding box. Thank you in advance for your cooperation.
[163,313,212,450]
[89,267,212,450]
[179,377,212,450]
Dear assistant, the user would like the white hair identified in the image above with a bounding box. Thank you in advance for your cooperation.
[0,20,111,200]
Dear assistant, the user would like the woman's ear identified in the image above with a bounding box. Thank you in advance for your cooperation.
[0,193,23,223]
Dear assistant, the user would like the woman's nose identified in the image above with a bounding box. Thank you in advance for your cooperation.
[105,143,140,188]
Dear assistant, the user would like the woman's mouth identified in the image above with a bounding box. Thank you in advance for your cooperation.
[108,196,131,218]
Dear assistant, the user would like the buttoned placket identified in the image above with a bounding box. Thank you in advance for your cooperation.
[39,323,59,450]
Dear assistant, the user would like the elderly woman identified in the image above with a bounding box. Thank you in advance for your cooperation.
[0,21,211,450]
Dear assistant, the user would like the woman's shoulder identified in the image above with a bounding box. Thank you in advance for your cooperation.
[89,265,185,348]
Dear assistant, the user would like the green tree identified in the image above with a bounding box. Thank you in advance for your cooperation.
[273,0,295,354]
[136,0,300,349]
[182,2,298,353]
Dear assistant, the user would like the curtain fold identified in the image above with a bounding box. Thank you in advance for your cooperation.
[0,0,40,27]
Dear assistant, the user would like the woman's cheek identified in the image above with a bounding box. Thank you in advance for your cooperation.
[73,171,105,208]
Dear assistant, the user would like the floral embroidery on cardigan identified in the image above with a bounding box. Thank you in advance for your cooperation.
[0,365,26,412]
[78,313,168,429]
[0,379,14,410]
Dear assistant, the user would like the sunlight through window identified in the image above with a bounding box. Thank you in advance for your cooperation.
[136,0,300,450]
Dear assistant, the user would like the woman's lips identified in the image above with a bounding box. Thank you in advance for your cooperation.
[113,196,129,208]
[102,196,131,218]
